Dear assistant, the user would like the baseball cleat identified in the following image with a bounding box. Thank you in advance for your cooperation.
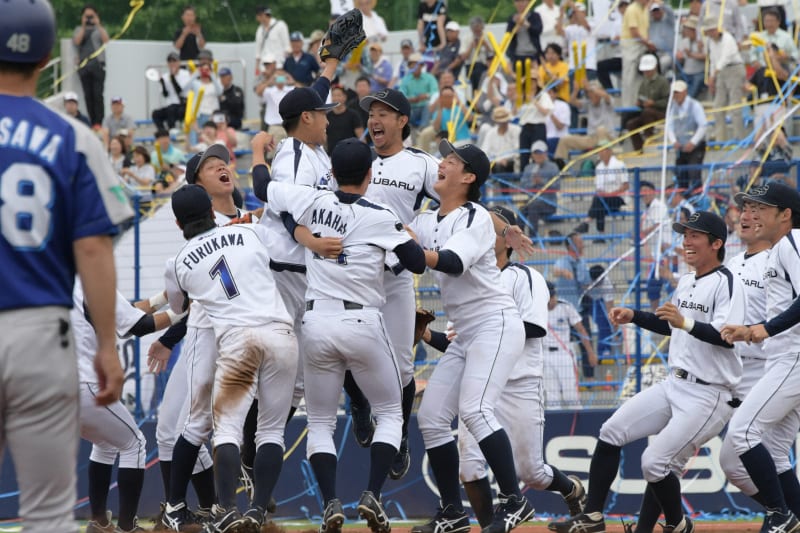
[564,476,586,517]
[86,510,115,533]
[350,402,376,447]
[162,501,201,531]
[548,512,606,532]
[410,504,471,533]
[358,490,392,533]
[201,507,254,533]
[761,509,800,533]
[482,493,535,533]
[153,502,169,530]
[320,498,345,533]
[661,515,694,533]
[239,465,255,503]
[389,436,410,480]
[114,517,147,533]
[243,507,265,529]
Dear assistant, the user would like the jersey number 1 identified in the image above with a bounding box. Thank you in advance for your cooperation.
[209,256,240,299]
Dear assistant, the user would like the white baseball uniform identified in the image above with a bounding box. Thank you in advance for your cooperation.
[543,300,583,409]
[410,203,526,448]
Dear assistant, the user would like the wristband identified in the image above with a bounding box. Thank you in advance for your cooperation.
[166,308,188,325]
[681,317,695,332]
[149,291,167,309]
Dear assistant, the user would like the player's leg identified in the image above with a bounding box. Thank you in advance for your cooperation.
[273,270,308,416]
[766,407,800,518]
[79,383,116,528]
[458,421,493,528]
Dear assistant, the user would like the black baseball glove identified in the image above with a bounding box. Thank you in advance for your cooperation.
[319,8,366,61]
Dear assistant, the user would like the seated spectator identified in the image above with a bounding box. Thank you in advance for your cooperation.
[478,107,521,174]
[150,129,186,176]
[555,80,614,165]
[433,21,464,78]
[748,8,798,66]
[326,86,365,154]
[521,141,560,236]
[625,54,669,151]
[648,2,675,73]
[368,43,393,92]
[539,43,569,103]
[190,120,220,152]
[391,39,416,87]
[398,53,439,128]
[152,51,190,132]
[666,80,707,191]
[212,111,239,165]
[358,0,388,43]
[63,91,90,127]
[577,141,628,236]
[518,70,553,169]
[423,85,471,151]
[119,146,156,190]
[101,96,135,150]
[639,180,672,310]
[747,49,791,129]
[675,15,706,98]
[284,31,320,86]
[108,135,131,177]
[218,68,245,130]
[545,83,570,154]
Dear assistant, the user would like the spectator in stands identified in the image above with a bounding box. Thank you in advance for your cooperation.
[186,56,223,145]
[73,4,110,127]
[255,6,290,71]
[307,30,327,69]
[675,15,706,98]
[150,129,186,175]
[108,135,131,178]
[119,146,156,190]
[748,48,791,129]
[218,68,245,130]
[368,43,393,92]
[521,141,561,236]
[399,54,439,128]
[639,180,672,310]
[537,0,565,52]
[625,54,669,152]
[191,120,220,152]
[433,21,464,78]
[460,17,491,92]
[539,43,570,103]
[258,72,291,159]
[429,86,471,149]
[63,91,90,127]
[557,2,598,83]
[391,39,416,87]
[706,0,749,42]
[507,0,544,67]
[648,3,675,73]
[620,0,656,107]
[704,17,746,142]
[101,97,135,150]
[666,80,707,191]
[285,32,320,87]
[350,76,372,129]
[578,141,628,236]
[173,6,206,61]
[326,86,365,153]
[555,80,614,165]
[152,52,190,132]
[479,107,521,174]
[749,8,799,66]
[212,111,238,165]
[546,84,570,154]
[595,0,626,90]
[417,0,447,62]
[552,232,596,379]
[358,0,388,43]
[518,70,553,170]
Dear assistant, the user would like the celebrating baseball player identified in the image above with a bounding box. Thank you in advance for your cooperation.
[720,183,800,533]
[0,1,133,531]
[550,211,745,533]
[408,141,534,533]
[251,133,426,533]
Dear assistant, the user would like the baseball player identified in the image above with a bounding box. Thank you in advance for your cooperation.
[408,141,534,533]
[543,282,596,410]
[166,184,299,532]
[0,2,133,531]
[549,211,745,533]
[719,183,800,533]
[251,134,426,533]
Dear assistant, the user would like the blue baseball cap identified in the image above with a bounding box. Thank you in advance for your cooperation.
[172,184,212,226]
[279,87,338,120]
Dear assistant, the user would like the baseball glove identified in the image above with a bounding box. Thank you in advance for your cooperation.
[414,308,436,345]
[319,9,366,62]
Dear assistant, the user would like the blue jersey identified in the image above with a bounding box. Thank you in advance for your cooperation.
[0,95,132,311]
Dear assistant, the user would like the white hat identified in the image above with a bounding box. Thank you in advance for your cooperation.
[638,54,658,71]
[531,140,549,153]
[63,91,79,102]
[445,21,460,31]
[671,80,688,92]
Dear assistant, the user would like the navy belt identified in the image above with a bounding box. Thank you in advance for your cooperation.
[306,300,363,311]
[548,346,559,352]
[269,259,307,273]
[672,367,710,385]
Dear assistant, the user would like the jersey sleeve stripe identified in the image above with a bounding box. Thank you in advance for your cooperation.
[292,138,303,182]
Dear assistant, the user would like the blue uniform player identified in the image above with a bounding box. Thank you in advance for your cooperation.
[0,2,133,531]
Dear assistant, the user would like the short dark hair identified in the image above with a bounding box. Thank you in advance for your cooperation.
[182,218,215,240]
[0,61,39,77]
[564,231,579,249]
[82,4,98,15]
[355,76,371,86]
[202,120,216,129]
[182,5,196,14]
[282,114,302,134]
[640,180,656,190]
[331,85,347,96]
[545,43,563,58]
[132,145,151,163]
[706,233,725,261]
[155,129,170,139]
[762,7,781,19]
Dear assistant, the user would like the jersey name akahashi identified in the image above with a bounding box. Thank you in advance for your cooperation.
[311,208,348,234]
[0,117,63,164]
[371,177,416,190]
[678,299,710,313]
[181,232,245,269]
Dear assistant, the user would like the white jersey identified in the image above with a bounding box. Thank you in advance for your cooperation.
[366,147,440,224]
[166,225,292,339]
[71,279,146,383]
[410,203,517,329]
[726,249,769,359]
[501,262,549,380]
[266,183,411,307]
[762,229,800,356]
[544,300,582,351]
[259,138,333,268]
[668,266,745,388]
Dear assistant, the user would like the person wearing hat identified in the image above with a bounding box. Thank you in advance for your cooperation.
[409,140,535,533]
[255,6,290,72]
[325,85,364,154]
[357,0,388,43]
[432,20,464,77]
[521,140,560,236]
[398,52,439,128]
[648,2,675,73]
[624,53,669,152]
[554,79,614,164]
[63,91,90,127]
[704,16,746,142]
[151,51,192,132]
[479,106,521,174]
[101,96,135,151]
[553,210,745,533]
[218,67,245,130]
[173,6,205,60]
[675,15,706,98]
[390,39,417,87]
[368,42,393,92]
[666,79,707,190]
[619,0,657,107]
[284,31,320,87]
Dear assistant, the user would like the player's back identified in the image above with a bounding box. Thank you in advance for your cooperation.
[367,147,440,223]
[0,95,130,311]
[501,262,549,379]
[726,249,769,358]
[764,229,800,354]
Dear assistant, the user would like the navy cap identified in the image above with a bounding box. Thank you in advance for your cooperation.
[167,51,180,62]
[172,184,212,226]
[490,205,518,228]
[735,182,800,214]
[439,140,491,186]
[219,67,232,76]
[672,210,727,243]
[331,138,373,183]
[360,88,411,117]
[184,144,230,184]
[279,87,338,120]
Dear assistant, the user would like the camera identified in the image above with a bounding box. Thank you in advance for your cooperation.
[85,15,95,25]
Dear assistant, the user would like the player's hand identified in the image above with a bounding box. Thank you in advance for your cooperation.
[93,347,124,406]
[720,324,751,344]
[404,225,419,242]
[505,225,534,259]
[609,307,634,326]
[654,302,684,328]
[445,323,457,341]
[749,324,770,343]
[148,340,172,374]
[251,131,275,154]
[308,236,344,259]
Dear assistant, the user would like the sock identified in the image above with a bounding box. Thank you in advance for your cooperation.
[478,430,521,498]
[88,460,113,522]
[169,436,201,505]
[368,442,398,498]
[117,467,145,531]
[751,492,768,506]
[426,441,463,510]
[584,439,621,513]
[634,484,662,532]
[241,400,259,470]
[463,478,493,528]
[344,370,370,411]
[400,379,416,438]
[191,466,216,510]
[253,443,283,511]
[779,470,800,518]
[286,405,297,424]
[648,473,682,526]
[159,460,171,498]
[740,444,787,512]
[214,444,242,510]
[309,452,338,504]
[546,466,576,497]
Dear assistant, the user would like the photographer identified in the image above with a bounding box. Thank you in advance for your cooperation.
[72,4,109,127]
